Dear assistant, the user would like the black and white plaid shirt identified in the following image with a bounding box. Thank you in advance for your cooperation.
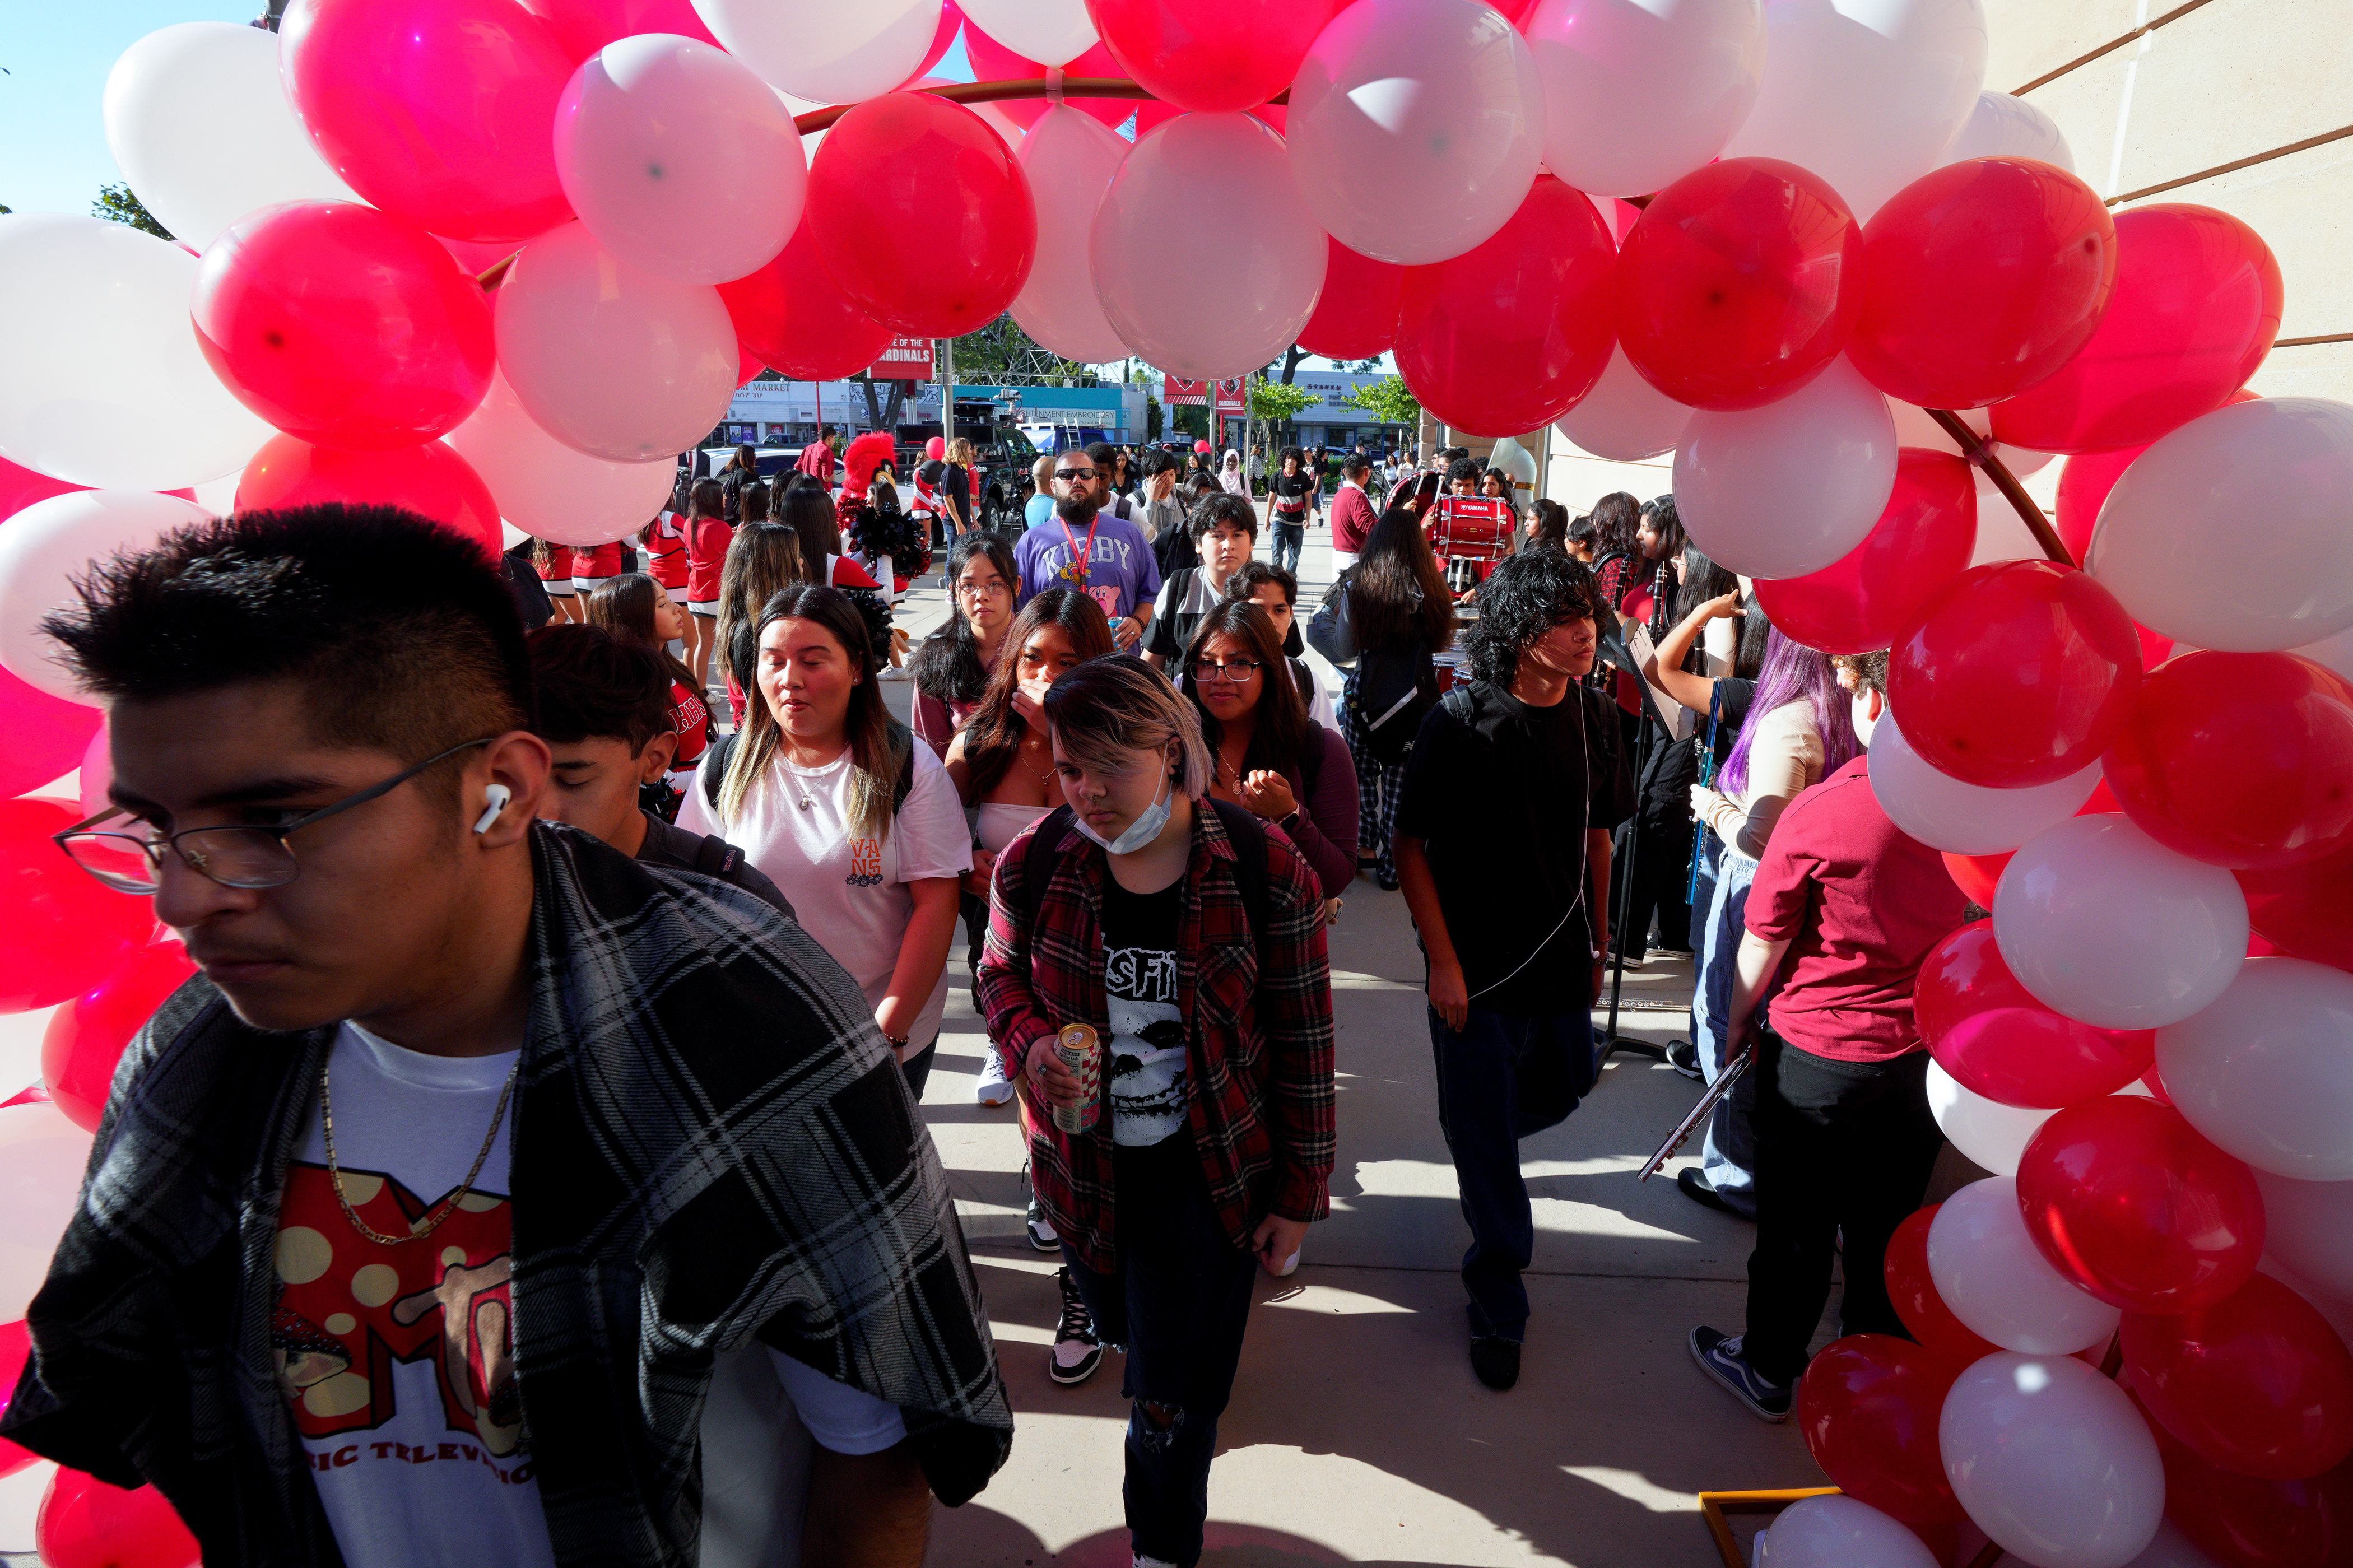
[2,823,1010,1566]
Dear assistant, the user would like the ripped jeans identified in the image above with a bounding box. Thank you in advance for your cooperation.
[1061,1136,1259,1567]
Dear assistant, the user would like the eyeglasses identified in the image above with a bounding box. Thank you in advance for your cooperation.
[1187,659,1263,683]
[1053,468,1096,482]
[956,578,1010,599]
[54,737,498,894]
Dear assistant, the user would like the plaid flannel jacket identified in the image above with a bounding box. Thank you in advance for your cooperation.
[975,804,1336,1274]
[0,824,1011,1567]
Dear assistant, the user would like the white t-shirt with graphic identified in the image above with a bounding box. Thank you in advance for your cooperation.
[678,739,971,1051]
[275,1023,904,1568]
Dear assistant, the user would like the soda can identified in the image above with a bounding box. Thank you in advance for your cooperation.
[1052,1022,1101,1134]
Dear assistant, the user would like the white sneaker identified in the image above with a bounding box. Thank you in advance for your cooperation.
[974,1049,1015,1106]
[1134,1556,1178,1568]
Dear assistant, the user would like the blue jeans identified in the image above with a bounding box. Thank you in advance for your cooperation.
[1694,846,1761,1213]
[1429,1005,1598,1341]
[1061,1138,1258,1568]
[1271,520,1304,574]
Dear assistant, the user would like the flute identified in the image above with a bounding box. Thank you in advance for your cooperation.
[1638,1037,1754,1183]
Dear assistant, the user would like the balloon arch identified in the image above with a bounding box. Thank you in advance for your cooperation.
[1,1,2351,1565]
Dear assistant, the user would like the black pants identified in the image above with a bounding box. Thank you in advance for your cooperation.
[1743,1035,1943,1386]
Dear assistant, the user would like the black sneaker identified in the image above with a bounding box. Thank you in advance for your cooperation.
[1666,1039,1704,1081]
[1025,1194,1059,1252]
[1677,1167,1755,1221]
[1049,1267,1103,1386]
[1689,1327,1790,1422]
[1469,1334,1521,1391]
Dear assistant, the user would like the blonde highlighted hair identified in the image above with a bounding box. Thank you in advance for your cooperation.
[1040,656,1212,800]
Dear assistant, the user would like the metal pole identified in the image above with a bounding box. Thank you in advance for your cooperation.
[1601,710,1659,1058]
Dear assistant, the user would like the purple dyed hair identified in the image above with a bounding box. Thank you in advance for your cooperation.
[1719,627,1860,799]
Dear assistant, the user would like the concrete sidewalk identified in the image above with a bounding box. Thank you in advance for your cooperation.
[906,517,1843,1567]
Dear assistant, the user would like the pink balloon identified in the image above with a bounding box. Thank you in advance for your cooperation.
[1752,448,1977,657]
[77,720,109,818]
[280,0,577,243]
[0,666,101,803]
[1397,174,1616,438]
[0,457,83,523]
[519,0,722,62]
[1295,236,1407,362]
[1990,204,2282,457]
[236,435,504,561]
[191,201,495,451]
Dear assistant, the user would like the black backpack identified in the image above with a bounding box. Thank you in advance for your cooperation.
[1346,646,1438,766]
[1021,798,1271,946]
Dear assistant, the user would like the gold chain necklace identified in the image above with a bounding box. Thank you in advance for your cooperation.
[320,1052,520,1248]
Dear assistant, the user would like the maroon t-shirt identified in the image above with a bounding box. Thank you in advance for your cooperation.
[1330,483,1378,556]
[1744,755,1968,1062]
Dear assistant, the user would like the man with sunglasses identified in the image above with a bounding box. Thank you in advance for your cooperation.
[12,505,1010,1568]
[1011,450,1160,650]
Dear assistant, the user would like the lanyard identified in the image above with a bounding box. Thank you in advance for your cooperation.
[1058,513,1101,587]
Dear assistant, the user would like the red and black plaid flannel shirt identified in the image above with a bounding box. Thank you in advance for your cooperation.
[976,805,1337,1274]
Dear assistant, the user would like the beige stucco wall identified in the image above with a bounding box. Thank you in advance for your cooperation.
[1538,0,2351,513]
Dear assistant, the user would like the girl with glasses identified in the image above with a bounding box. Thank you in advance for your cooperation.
[909,533,1021,760]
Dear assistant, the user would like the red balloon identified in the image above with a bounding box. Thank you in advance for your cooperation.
[1849,157,2117,410]
[1914,919,2155,1108]
[520,0,722,62]
[41,939,197,1133]
[2053,389,2261,563]
[280,0,576,244]
[2237,837,2353,974]
[1990,204,2282,456]
[2149,1409,2353,1568]
[0,663,101,802]
[1752,449,1976,656]
[1397,176,1616,438]
[2126,1272,2353,1482]
[1295,236,1407,361]
[911,2,965,85]
[1615,157,1862,412]
[1089,0,1352,114]
[1889,559,2143,787]
[717,225,895,381]
[191,201,495,452]
[1796,1334,1968,1524]
[36,1468,199,1568]
[0,1319,33,1477]
[959,29,1146,132]
[1884,1205,2003,1365]
[2017,1096,2265,1313]
[0,799,151,1016]
[805,94,1036,338]
[1942,849,2010,909]
[2104,652,2353,871]
[236,436,504,561]
[0,455,85,523]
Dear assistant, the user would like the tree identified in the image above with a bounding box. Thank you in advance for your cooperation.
[1345,374,1420,428]
[947,314,1100,384]
[94,183,170,239]
[1145,396,1163,439]
[858,377,913,434]
[1248,378,1317,424]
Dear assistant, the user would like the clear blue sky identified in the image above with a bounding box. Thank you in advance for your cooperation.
[0,3,974,220]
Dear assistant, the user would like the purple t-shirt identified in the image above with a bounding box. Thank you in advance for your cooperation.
[1013,510,1164,624]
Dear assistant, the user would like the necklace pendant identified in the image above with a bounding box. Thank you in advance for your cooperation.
[797,797,813,811]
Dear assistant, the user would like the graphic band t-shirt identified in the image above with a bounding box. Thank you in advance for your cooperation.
[1099,878,1188,1147]
[275,1023,906,1568]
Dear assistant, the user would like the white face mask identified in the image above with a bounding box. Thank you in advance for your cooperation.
[1071,765,1174,856]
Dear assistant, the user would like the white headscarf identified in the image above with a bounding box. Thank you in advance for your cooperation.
[1219,449,1248,496]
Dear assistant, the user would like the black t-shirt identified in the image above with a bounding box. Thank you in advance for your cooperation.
[1100,878,1187,1148]
[1393,679,1636,1017]
[1269,473,1313,520]
[636,811,797,921]
[943,464,971,520]
[1705,676,1758,778]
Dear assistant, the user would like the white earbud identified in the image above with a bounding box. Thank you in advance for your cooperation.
[473,783,512,835]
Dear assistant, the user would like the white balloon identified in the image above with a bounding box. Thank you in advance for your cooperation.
[689,0,936,105]
[1091,114,1324,383]
[1927,1059,2057,1177]
[103,21,366,253]
[1287,0,1545,267]
[2087,398,2353,652]
[1940,1352,2164,1568]
[1942,90,2076,173]
[960,0,1099,67]
[493,221,738,463]
[1673,360,1898,578]
[2157,957,2353,1180]
[1723,0,1989,220]
[1995,814,2248,1031]
[1008,107,1132,365]
[554,35,805,285]
[2292,623,2353,683]
[1867,711,2100,854]
[442,371,678,546]
[1525,0,1764,198]
[1969,477,2049,567]
[1557,345,1695,462]
[0,1461,53,1556]
[2254,1169,2353,1303]
[0,1102,97,1323]
[1931,1180,2121,1354]
[1752,1494,1938,1568]
[0,491,213,700]
[2121,1519,2229,1568]
[0,214,274,491]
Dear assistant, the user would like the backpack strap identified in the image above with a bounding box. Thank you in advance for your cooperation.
[700,732,736,810]
[892,727,917,814]
[690,831,743,881]
[1022,799,1271,948]
[1021,804,1077,936]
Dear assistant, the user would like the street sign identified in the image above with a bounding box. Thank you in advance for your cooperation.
[870,336,934,379]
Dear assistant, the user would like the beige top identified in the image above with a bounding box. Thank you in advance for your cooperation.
[1703,699,1825,860]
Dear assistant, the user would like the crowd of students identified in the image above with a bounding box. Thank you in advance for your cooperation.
[8,440,1980,1565]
